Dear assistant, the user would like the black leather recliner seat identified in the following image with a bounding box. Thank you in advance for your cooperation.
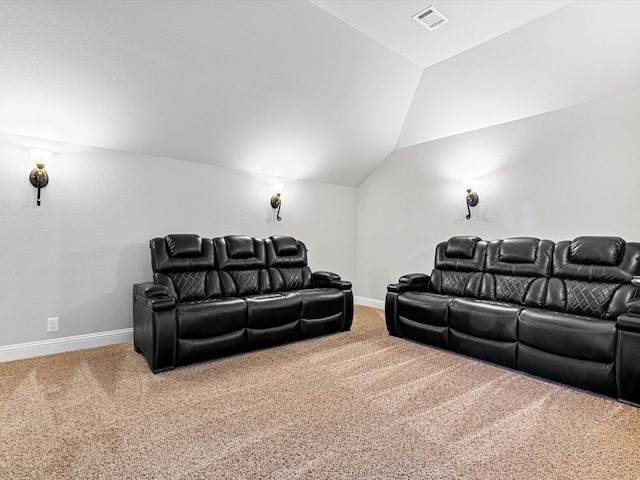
[386,236,640,406]
[133,234,353,372]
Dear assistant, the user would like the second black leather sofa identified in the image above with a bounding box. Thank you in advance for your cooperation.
[386,235,640,406]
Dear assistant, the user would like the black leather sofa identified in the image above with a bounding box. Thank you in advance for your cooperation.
[133,234,353,372]
[385,236,640,406]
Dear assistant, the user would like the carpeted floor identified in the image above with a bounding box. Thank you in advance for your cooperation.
[1,305,640,479]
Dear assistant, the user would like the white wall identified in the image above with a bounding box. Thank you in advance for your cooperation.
[356,88,640,301]
[0,0,421,187]
[397,0,640,149]
[0,132,357,346]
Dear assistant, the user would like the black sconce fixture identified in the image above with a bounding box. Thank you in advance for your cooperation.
[463,178,479,220]
[29,148,53,206]
[270,183,284,221]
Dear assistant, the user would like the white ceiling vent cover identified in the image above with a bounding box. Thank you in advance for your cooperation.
[412,6,450,31]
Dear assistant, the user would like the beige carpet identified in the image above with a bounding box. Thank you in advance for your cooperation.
[2,306,640,479]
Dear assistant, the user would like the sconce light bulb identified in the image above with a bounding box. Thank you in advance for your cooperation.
[29,148,53,167]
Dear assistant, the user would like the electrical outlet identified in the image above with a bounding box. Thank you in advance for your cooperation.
[47,317,59,333]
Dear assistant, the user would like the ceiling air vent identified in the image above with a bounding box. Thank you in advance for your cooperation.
[412,6,450,31]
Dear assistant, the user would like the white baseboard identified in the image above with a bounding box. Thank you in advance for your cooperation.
[0,328,133,363]
[1,300,384,363]
[355,296,384,310]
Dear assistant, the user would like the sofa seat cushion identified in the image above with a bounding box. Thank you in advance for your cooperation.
[449,298,521,342]
[176,298,246,339]
[245,293,301,327]
[396,292,454,348]
[448,298,521,368]
[245,293,302,348]
[397,292,453,327]
[297,288,343,318]
[518,309,616,362]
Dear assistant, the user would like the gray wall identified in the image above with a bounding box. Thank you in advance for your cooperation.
[356,89,640,301]
[0,133,357,346]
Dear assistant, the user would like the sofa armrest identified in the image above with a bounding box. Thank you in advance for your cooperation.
[134,282,169,298]
[618,313,640,334]
[616,313,640,405]
[312,271,352,290]
[311,271,354,331]
[626,296,640,315]
[133,282,176,311]
[133,282,177,373]
[387,273,430,293]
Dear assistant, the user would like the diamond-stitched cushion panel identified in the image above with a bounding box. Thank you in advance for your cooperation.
[281,268,304,290]
[565,280,615,318]
[441,271,470,296]
[170,271,206,302]
[230,270,260,296]
[495,275,533,304]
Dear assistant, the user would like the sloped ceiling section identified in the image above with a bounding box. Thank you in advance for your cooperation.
[397,0,640,149]
[3,1,640,187]
[0,0,420,187]
[310,0,575,69]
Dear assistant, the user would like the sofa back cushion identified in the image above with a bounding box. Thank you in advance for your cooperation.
[214,236,271,296]
[548,237,640,319]
[430,236,486,298]
[151,235,214,272]
[481,238,553,306]
[150,235,219,302]
[265,236,313,291]
[569,236,624,266]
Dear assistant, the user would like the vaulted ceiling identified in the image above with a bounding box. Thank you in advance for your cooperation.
[1,1,638,187]
[310,1,574,69]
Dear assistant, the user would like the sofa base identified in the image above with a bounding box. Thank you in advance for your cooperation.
[177,329,247,366]
[450,329,517,369]
[397,316,448,348]
[518,344,616,397]
[248,320,301,350]
[619,398,640,408]
[302,312,343,339]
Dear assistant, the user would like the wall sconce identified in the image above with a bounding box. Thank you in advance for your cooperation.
[462,178,479,220]
[29,148,53,206]
[270,183,284,221]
